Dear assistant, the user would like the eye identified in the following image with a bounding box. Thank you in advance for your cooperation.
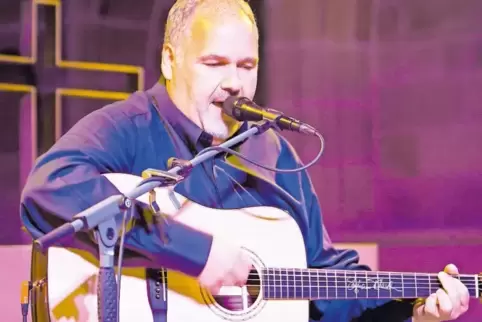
[238,64,256,70]
[239,63,255,70]
[204,61,225,67]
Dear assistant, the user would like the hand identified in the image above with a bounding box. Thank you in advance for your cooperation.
[413,264,470,321]
[197,236,252,295]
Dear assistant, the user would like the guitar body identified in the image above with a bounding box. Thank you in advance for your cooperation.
[40,173,309,322]
[30,173,481,321]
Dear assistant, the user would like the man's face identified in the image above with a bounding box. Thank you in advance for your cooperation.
[170,11,259,141]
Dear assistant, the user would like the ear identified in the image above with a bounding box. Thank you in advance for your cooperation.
[161,44,175,81]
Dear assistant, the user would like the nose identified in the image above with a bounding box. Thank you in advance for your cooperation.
[220,68,242,96]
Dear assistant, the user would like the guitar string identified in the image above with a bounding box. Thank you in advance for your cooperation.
[200,294,464,305]
[209,284,478,291]
[167,283,478,292]
[245,275,477,282]
[239,274,478,290]
[242,279,478,285]
[221,271,480,289]
[259,269,478,278]
[245,284,478,289]
[238,283,478,290]
[242,278,478,286]
[244,274,478,282]
[251,273,478,281]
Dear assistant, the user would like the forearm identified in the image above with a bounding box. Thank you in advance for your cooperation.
[21,173,213,277]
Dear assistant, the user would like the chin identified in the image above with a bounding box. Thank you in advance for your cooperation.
[201,107,238,141]
[203,122,230,141]
[207,130,230,141]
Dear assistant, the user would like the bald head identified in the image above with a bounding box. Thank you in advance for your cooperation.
[164,0,259,56]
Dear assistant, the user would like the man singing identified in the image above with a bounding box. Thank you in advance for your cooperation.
[20,0,470,321]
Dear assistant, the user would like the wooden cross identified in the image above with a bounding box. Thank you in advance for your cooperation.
[0,0,144,184]
[0,0,144,244]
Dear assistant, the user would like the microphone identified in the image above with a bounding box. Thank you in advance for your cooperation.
[222,96,318,136]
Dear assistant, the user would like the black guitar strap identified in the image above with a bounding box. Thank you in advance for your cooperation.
[144,94,171,322]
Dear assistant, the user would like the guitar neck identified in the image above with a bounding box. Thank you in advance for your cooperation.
[261,268,482,300]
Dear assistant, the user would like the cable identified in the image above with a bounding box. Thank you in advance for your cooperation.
[20,281,30,322]
[196,130,325,173]
[115,206,131,321]
[135,129,325,189]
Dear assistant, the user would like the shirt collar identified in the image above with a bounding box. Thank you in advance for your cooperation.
[147,82,249,151]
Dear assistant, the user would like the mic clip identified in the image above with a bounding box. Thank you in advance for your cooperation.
[167,157,193,177]
[141,168,184,244]
[250,119,282,135]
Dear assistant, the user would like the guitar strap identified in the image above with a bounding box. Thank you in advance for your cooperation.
[144,94,172,322]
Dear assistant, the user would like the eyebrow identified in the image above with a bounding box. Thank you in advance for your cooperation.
[198,54,258,65]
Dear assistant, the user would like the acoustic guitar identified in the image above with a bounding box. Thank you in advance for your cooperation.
[31,173,481,322]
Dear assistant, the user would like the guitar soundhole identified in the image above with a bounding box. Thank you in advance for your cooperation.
[212,269,261,312]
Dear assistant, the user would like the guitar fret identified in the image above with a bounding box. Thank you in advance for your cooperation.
[414,272,418,298]
[401,273,404,298]
[475,275,479,298]
[354,271,358,299]
[299,268,302,298]
[269,268,272,299]
[268,268,271,299]
[309,269,312,299]
[377,272,380,298]
[282,268,285,299]
[388,272,392,298]
[300,273,305,298]
[325,270,330,299]
[365,271,368,298]
[344,270,348,299]
[317,269,320,299]
[428,274,432,293]
[294,268,298,298]
[283,269,290,297]
[289,268,292,298]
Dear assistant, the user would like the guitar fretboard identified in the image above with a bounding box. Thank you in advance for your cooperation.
[261,268,481,300]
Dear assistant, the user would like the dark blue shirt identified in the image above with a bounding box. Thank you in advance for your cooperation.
[20,83,413,321]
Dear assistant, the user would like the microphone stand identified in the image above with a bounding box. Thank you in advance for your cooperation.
[33,121,274,322]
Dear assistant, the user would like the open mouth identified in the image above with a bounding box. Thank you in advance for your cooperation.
[213,101,224,108]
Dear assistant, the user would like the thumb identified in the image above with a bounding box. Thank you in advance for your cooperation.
[444,263,459,275]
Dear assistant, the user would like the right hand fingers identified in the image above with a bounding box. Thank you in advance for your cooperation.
[205,255,252,294]
[209,281,223,295]
[208,265,251,294]
[198,237,253,292]
[231,253,252,287]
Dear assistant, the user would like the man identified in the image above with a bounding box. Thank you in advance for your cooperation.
[20,0,470,321]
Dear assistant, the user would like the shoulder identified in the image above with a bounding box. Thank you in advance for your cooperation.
[66,90,155,135]
[242,125,307,184]
[245,126,306,170]
[268,130,318,200]
[266,129,304,168]
[96,90,153,124]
